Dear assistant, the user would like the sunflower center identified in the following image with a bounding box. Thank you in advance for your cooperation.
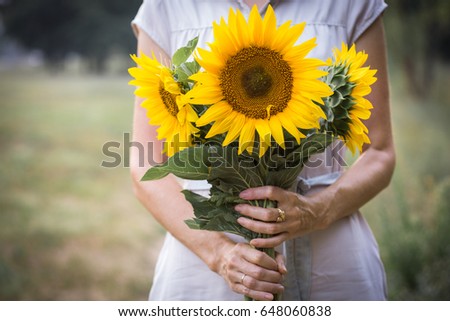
[241,65,273,98]
[159,86,178,117]
[220,46,293,119]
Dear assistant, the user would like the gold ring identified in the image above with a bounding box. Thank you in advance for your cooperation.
[240,273,247,284]
[276,208,286,223]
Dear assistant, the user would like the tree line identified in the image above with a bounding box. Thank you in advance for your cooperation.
[1,0,449,89]
[1,0,142,72]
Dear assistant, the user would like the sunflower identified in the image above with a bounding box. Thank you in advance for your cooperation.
[325,43,377,153]
[129,53,199,157]
[186,5,332,156]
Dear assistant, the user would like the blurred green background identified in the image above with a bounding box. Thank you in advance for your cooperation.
[0,0,449,300]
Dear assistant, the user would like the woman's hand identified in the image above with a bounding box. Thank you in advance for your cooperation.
[235,186,332,248]
[215,241,286,301]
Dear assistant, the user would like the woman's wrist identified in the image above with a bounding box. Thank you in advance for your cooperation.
[205,234,235,274]
[301,189,335,231]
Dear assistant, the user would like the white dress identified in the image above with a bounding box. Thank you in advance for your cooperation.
[132,0,388,300]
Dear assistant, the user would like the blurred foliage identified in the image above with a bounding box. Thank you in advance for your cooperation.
[0,70,162,300]
[384,0,450,98]
[1,0,141,72]
[2,0,449,84]
[374,177,450,300]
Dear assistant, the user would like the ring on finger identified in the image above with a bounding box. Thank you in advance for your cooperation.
[240,273,247,284]
[276,208,286,223]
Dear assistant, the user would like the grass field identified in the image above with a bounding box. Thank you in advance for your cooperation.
[0,68,163,300]
[1,65,449,300]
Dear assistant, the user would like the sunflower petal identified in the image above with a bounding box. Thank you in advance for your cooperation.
[268,116,285,148]
[196,101,231,126]
[261,5,277,46]
[223,113,246,145]
[249,5,264,45]
[255,119,272,156]
[238,121,256,154]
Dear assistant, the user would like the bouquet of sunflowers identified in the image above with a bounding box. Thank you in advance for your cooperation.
[129,5,376,300]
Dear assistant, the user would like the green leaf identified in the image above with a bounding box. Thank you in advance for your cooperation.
[264,133,334,188]
[174,68,189,83]
[266,166,301,189]
[182,190,254,240]
[182,189,214,215]
[286,133,334,164]
[172,37,199,67]
[207,146,265,194]
[300,133,334,159]
[209,186,247,206]
[181,61,201,75]
[174,61,201,83]
[141,145,210,181]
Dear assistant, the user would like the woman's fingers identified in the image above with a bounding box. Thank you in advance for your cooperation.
[249,233,289,250]
[237,216,284,235]
[235,204,280,222]
[235,188,321,247]
[224,243,284,300]
[233,244,280,279]
[230,269,283,295]
[275,252,288,275]
[233,283,275,301]
[239,186,286,201]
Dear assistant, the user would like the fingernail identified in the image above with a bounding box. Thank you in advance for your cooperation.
[265,293,273,300]
[239,190,250,198]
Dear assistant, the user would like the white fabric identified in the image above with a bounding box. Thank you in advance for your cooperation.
[132,0,388,300]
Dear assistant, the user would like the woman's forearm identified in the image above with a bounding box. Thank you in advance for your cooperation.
[131,162,234,273]
[313,144,395,227]
[305,16,396,227]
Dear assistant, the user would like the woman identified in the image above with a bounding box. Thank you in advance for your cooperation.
[130,0,395,300]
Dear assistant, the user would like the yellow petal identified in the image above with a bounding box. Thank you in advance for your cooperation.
[283,38,317,61]
[249,5,263,45]
[273,22,305,54]
[223,113,246,145]
[350,106,371,120]
[238,121,256,154]
[261,5,277,47]
[206,119,230,137]
[195,47,223,74]
[268,115,285,148]
[186,87,223,105]
[235,8,250,47]
[185,105,199,122]
[255,119,272,157]
[277,113,303,144]
[196,101,231,126]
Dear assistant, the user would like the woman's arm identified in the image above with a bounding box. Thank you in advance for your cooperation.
[235,16,396,248]
[130,27,285,300]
